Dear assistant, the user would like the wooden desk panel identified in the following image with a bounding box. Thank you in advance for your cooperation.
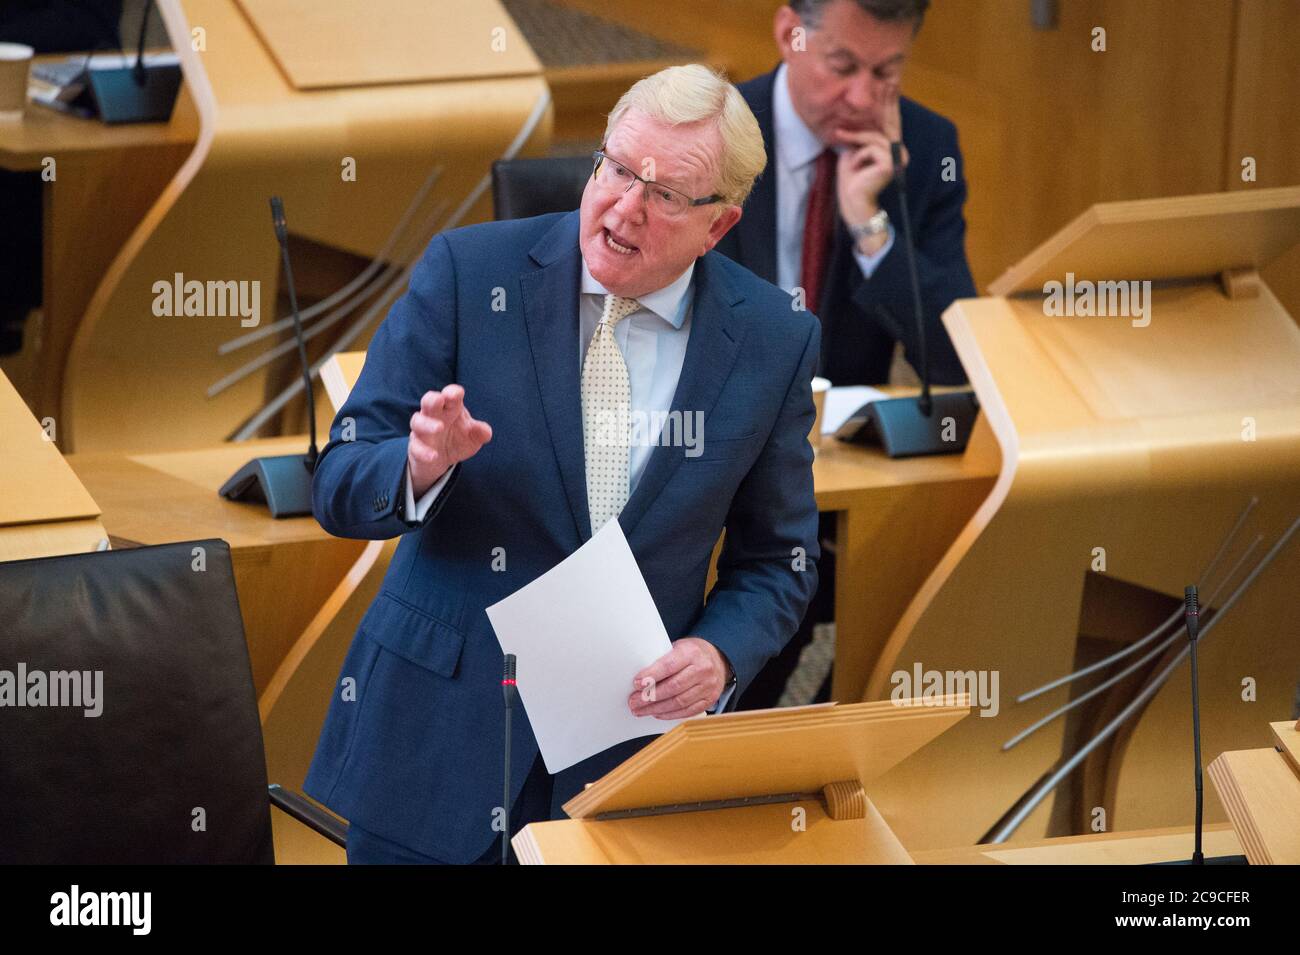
[871,191,1300,851]
[67,437,365,694]
[0,366,99,526]
[1208,747,1300,865]
[814,415,1000,704]
[236,0,541,89]
[0,66,194,172]
[911,823,1242,865]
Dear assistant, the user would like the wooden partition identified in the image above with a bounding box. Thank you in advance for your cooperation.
[59,0,552,452]
[0,371,106,561]
[861,188,1300,849]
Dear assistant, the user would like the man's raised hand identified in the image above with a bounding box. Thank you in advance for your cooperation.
[407,384,492,497]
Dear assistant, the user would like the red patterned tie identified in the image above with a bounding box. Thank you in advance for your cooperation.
[799,148,837,313]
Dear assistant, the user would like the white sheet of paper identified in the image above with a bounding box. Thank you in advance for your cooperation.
[822,384,890,434]
[485,519,682,773]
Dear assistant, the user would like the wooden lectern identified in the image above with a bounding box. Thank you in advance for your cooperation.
[512,697,968,864]
[860,186,1300,848]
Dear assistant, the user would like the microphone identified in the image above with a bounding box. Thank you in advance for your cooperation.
[891,141,931,416]
[270,197,319,473]
[834,141,978,457]
[216,196,321,516]
[1184,585,1205,865]
[501,654,518,865]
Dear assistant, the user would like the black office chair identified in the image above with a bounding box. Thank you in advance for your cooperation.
[491,154,594,220]
[0,539,346,863]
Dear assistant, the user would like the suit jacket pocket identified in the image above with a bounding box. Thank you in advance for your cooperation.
[359,591,467,679]
[683,431,760,463]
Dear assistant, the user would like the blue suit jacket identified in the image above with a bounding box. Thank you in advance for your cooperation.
[716,68,976,386]
[304,211,821,863]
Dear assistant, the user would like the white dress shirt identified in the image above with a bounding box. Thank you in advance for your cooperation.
[403,253,736,712]
[771,62,894,296]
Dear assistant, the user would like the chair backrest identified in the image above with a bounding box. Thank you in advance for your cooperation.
[492,154,593,220]
[0,539,275,863]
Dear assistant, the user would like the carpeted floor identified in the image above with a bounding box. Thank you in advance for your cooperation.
[778,622,836,707]
[502,0,701,69]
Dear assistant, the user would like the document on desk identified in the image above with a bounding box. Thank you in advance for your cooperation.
[485,518,682,773]
[822,384,890,434]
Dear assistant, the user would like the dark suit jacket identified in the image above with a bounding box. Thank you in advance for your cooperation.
[716,67,976,386]
[305,211,821,863]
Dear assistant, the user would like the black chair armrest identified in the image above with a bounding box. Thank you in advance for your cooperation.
[268,785,349,848]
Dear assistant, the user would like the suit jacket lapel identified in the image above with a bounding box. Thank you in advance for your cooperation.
[521,213,591,547]
[520,216,749,547]
[619,253,747,539]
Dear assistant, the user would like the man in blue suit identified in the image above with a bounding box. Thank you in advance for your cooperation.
[305,65,821,863]
[716,0,978,709]
[716,0,975,388]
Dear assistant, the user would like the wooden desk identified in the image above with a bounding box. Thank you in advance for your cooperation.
[1208,727,1300,865]
[67,436,365,695]
[0,368,107,561]
[4,0,555,454]
[813,412,1000,704]
[0,63,196,420]
[0,73,193,171]
[24,0,550,453]
[866,189,1300,851]
[913,823,1242,865]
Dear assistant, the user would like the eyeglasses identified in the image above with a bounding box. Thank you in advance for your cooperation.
[590,149,723,218]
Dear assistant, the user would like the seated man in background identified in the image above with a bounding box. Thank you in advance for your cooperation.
[716,0,977,708]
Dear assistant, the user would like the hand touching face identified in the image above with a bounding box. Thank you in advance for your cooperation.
[833,85,909,226]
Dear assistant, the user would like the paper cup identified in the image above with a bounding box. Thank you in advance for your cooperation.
[0,44,34,121]
[810,376,831,447]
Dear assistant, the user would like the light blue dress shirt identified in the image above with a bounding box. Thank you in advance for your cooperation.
[406,253,736,712]
[771,62,895,296]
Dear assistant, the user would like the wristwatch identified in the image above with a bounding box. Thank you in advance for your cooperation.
[848,207,890,243]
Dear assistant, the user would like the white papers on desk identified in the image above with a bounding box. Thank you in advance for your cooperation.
[822,384,889,434]
[485,519,681,773]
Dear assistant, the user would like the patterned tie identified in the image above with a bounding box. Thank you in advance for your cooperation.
[582,293,640,535]
[800,148,837,314]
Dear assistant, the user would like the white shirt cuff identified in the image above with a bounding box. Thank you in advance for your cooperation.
[708,681,737,715]
[404,462,455,523]
[851,223,895,279]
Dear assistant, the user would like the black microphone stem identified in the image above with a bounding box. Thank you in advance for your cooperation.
[269,197,318,472]
[891,141,931,417]
[132,2,152,87]
[1185,586,1205,865]
[502,654,517,865]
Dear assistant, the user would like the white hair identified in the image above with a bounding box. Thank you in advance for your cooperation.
[603,64,766,206]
